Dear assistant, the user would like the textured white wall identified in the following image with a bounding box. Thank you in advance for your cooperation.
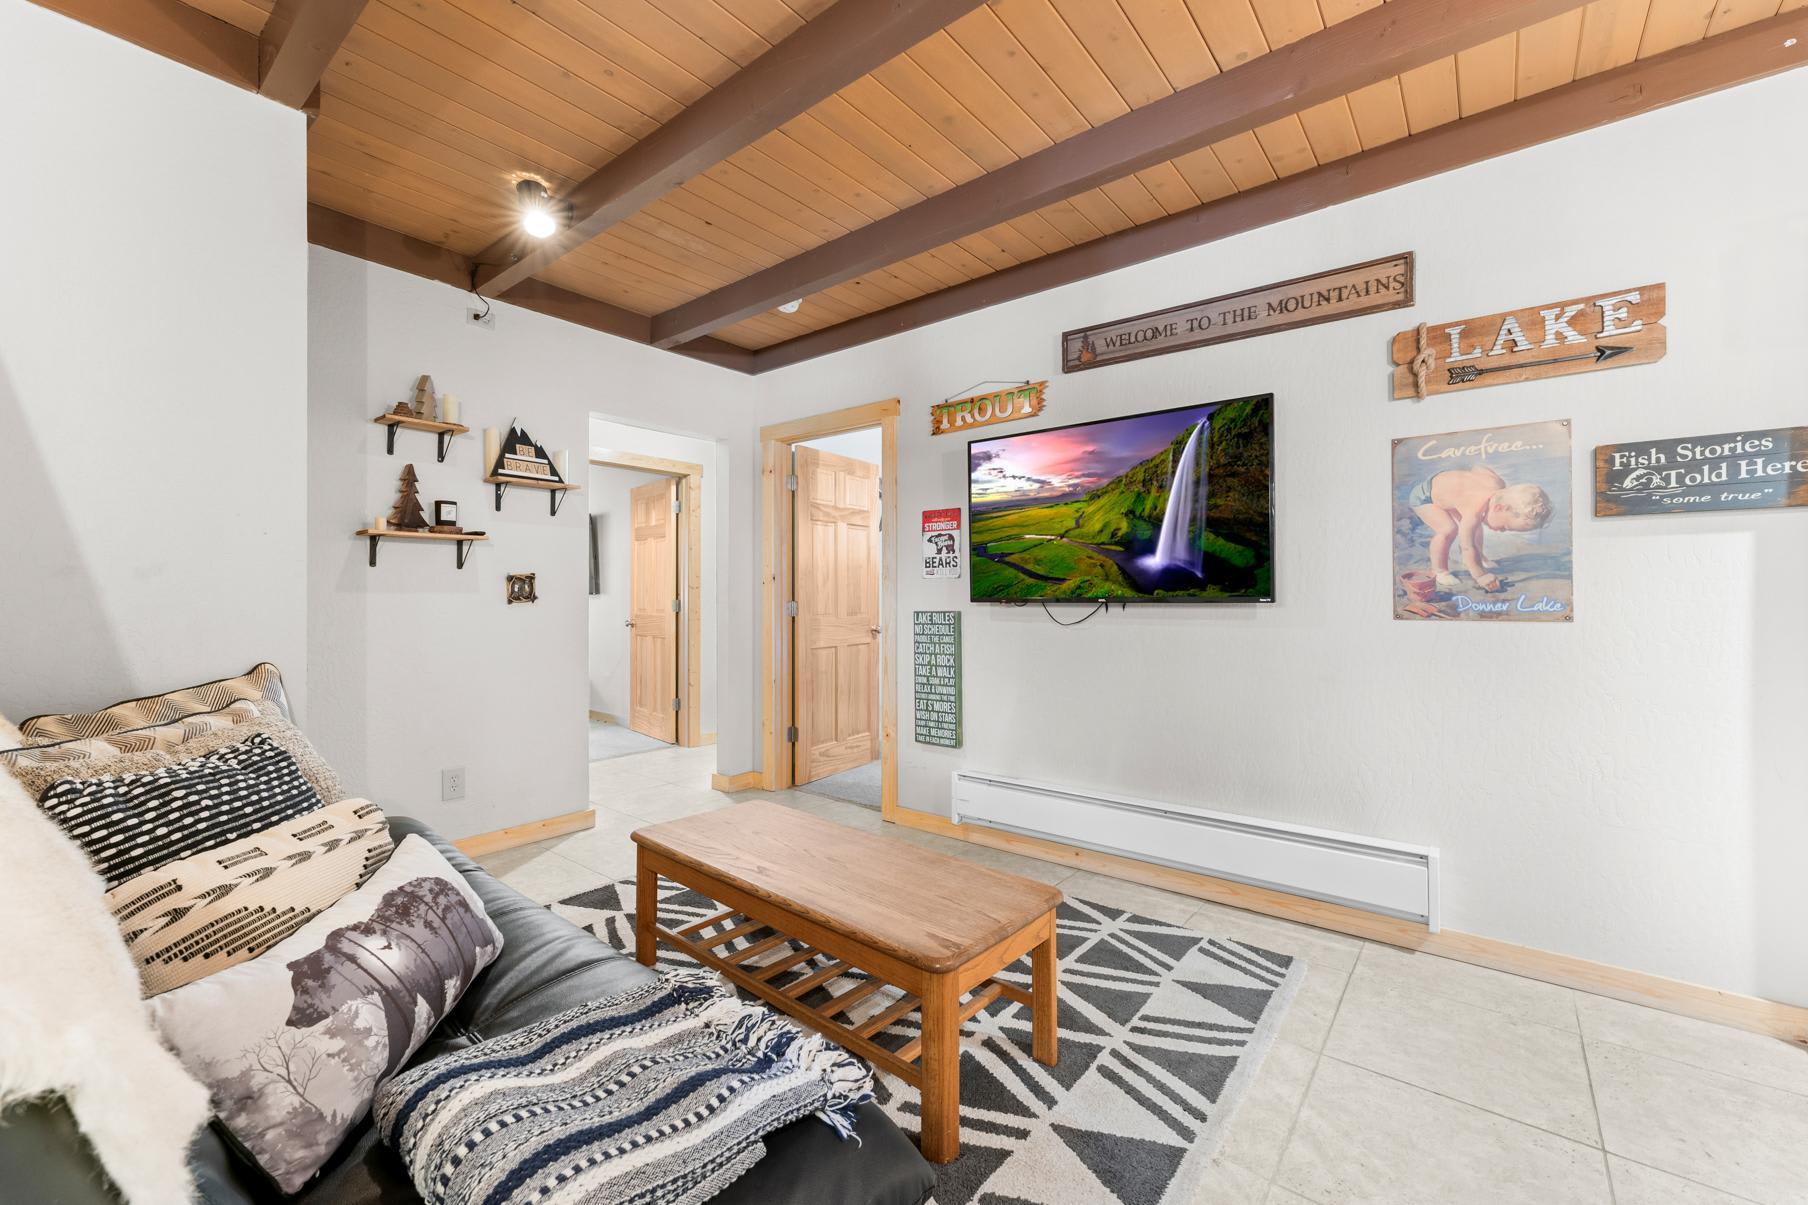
[751,72,1808,1005]
[307,249,756,837]
[0,2,307,721]
[589,418,723,737]
[586,463,666,720]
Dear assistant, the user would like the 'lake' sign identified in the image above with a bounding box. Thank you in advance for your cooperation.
[1061,253,1413,373]
[1596,427,1808,516]
[912,611,961,748]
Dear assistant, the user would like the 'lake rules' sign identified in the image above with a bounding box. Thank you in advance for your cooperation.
[1061,253,1413,373]
[913,611,961,748]
[1596,427,1808,516]
[922,508,962,578]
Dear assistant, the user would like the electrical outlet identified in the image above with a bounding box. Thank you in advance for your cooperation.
[441,766,466,801]
[466,306,495,331]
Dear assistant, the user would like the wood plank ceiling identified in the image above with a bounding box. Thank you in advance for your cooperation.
[37,0,1808,371]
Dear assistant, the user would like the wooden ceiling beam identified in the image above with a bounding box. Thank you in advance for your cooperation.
[469,0,988,298]
[746,11,1808,375]
[258,0,369,109]
[304,206,755,373]
[648,0,1596,349]
[29,0,258,90]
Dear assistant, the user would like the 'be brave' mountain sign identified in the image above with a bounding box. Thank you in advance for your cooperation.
[1061,253,1413,373]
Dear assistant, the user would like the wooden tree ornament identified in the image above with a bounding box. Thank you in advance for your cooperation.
[388,463,429,530]
[412,375,437,421]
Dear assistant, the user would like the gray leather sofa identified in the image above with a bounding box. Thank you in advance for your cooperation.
[0,818,938,1205]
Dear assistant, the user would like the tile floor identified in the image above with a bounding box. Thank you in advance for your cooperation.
[478,746,1808,1205]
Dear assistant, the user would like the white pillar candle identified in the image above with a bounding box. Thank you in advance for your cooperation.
[374,514,387,532]
[483,427,499,473]
[441,393,460,423]
[554,449,569,480]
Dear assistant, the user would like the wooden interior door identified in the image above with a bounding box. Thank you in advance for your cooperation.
[628,478,678,743]
[793,445,881,784]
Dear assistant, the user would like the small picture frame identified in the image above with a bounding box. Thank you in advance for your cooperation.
[434,500,459,526]
[506,572,538,605]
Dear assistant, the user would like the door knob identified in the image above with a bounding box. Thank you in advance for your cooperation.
[869,626,882,635]
[623,619,635,628]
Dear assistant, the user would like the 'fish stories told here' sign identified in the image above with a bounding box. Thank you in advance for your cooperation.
[912,611,961,748]
[1062,253,1413,373]
[1595,427,1808,516]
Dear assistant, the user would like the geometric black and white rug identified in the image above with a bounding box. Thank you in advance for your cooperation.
[553,879,1303,1205]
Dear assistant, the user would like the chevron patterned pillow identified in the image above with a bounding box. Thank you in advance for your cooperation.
[16,662,292,746]
[0,699,263,791]
[107,799,394,996]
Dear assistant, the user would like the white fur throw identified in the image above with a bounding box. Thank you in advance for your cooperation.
[0,769,211,1203]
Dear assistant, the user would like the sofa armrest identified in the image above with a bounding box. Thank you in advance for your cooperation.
[0,1097,125,1205]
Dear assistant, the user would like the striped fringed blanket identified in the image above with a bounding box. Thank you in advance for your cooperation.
[373,969,873,1205]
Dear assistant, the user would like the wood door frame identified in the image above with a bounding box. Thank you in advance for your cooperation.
[592,451,704,748]
[759,399,899,819]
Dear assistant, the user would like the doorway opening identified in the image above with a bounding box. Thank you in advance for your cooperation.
[759,399,899,819]
[587,429,710,764]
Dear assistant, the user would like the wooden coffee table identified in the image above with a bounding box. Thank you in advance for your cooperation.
[632,800,1063,1163]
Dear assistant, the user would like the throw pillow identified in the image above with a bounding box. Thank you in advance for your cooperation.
[38,733,323,889]
[0,699,262,793]
[16,662,292,745]
[108,798,395,997]
[8,704,342,804]
[147,835,504,1195]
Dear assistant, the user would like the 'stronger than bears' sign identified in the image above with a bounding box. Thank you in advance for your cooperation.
[1595,427,1808,516]
[1061,253,1414,373]
[912,611,961,748]
[921,508,962,579]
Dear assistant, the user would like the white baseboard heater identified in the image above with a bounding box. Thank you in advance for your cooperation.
[951,771,1439,930]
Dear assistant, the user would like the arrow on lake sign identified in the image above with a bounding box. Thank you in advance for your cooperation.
[1447,344,1633,385]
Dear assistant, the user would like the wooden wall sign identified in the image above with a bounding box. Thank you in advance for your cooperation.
[1596,427,1808,516]
[1392,284,1666,400]
[912,611,961,748]
[1061,252,1413,373]
[930,382,1045,436]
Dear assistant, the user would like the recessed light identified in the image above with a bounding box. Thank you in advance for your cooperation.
[516,179,556,239]
[778,299,803,314]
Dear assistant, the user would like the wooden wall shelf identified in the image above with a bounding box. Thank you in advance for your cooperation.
[356,528,487,569]
[484,475,580,516]
[374,413,470,461]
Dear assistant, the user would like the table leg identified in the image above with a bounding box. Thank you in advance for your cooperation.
[635,854,658,967]
[1032,912,1058,1067]
[919,975,962,1163]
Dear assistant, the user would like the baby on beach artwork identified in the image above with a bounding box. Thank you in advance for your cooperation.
[1392,420,1573,622]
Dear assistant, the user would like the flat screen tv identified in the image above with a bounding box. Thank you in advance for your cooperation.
[969,394,1274,603]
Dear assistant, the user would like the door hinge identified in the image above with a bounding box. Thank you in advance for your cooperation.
[785,725,798,743]
[672,697,682,711]
[672,495,681,513]
[671,597,682,612]
[784,473,798,491]
[783,600,798,618]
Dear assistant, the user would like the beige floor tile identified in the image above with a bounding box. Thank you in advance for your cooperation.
[604,783,734,825]
[1353,940,1578,1032]
[1608,1156,1756,1205]
[1324,969,1599,1144]
[949,841,1076,886]
[1578,993,1808,1097]
[1589,1039,1808,1203]
[544,816,642,879]
[1276,1057,1612,1204]
[479,844,608,905]
[1265,1188,1313,1204]
[1216,1039,1318,1180]
[1059,870,1204,925]
[1273,956,1353,1053]
[1190,1153,1270,1204]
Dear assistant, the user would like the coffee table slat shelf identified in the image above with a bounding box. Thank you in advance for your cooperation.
[632,801,1061,1164]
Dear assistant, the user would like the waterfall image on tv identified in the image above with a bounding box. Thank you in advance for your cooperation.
[969,395,1274,603]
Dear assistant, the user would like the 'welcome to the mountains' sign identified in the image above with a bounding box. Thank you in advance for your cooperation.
[1061,253,1414,373]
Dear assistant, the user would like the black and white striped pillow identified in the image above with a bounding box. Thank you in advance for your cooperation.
[39,733,323,888]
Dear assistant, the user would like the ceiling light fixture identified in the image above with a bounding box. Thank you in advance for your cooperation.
[517,179,556,239]
[777,299,803,314]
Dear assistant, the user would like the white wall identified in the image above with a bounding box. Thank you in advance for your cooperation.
[308,248,756,837]
[798,427,883,463]
[590,418,723,737]
[752,72,1808,1006]
[587,463,666,720]
[0,1,307,721]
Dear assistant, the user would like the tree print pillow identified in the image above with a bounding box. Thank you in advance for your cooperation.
[146,835,503,1194]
